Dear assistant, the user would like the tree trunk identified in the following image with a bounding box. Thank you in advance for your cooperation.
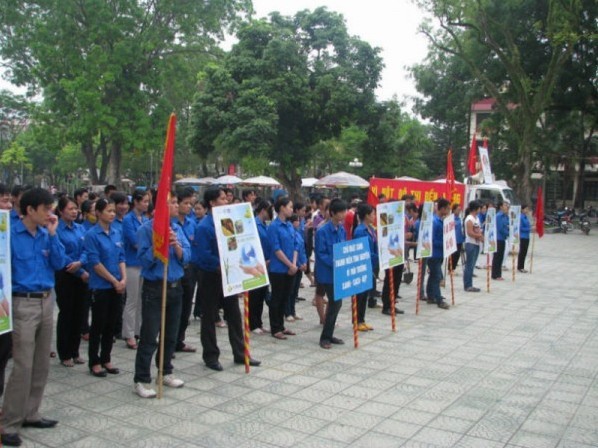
[81,139,99,184]
[106,141,122,186]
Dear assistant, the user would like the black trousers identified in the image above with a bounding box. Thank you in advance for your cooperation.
[198,270,244,364]
[320,283,342,342]
[176,266,196,350]
[88,288,122,368]
[0,332,11,397]
[518,238,530,270]
[268,272,294,335]
[450,243,463,271]
[492,240,506,279]
[55,270,87,361]
[248,285,268,331]
[382,265,403,311]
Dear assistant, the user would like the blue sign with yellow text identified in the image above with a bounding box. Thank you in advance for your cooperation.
[333,237,373,301]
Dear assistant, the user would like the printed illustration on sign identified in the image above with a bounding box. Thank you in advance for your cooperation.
[0,211,11,334]
[213,203,269,295]
[484,207,497,253]
[416,202,434,259]
[509,205,521,245]
[376,201,405,270]
[443,213,457,257]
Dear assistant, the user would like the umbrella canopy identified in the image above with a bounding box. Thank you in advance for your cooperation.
[215,175,243,185]
[241,175,281,187]
[175,177,216,185]
[301,177,319,188]
[314,171,369,188]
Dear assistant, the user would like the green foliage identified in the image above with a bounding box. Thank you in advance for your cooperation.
[188,7,383,195]
[0,0,251,184]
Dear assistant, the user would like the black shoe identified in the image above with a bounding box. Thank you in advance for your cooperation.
[234,358,262,367]
[437,302,450,310]
[426,298,436,304]
[367,299,378,308]
[205,361,223,371]
[22,418,58,429]
[296,297,306,301]
[330,337,345,345]
[102,365,120,375]
[1,433,22,446]
[382,308,405,315]
[89,368,107,378]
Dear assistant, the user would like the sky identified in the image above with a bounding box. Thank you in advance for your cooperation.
[1,1,431,106]
[248,0,430,104]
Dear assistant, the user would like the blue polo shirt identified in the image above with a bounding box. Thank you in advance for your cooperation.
[11,220,66,293]
[431,214,444,259]
[315,220,346,285]
[192,213,220,272]
[10,209,20,227]
[256,217,271,262]
[83,223,125,290]
[454,215,465,244]
[122,211,148,266]
[295,226,307,266]
[267,217,297,274]
[520,214,531,239]
[171,215,196,245]
[138,220,190,282]
[353,223,379,270]
[496,211,510,241]
[56,219,86,277]
[112,217,124,243]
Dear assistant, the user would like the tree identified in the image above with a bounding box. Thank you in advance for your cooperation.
[0,141,32,184]
[0,0,251,185]
[415,0,583,203]
[188,7,383,197]
[0,90,31,151]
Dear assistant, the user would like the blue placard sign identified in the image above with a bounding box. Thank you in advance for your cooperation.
[333,237,373,301]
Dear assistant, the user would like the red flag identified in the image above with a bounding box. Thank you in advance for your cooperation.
[535,186,544,238]
[446,148,456,202]
[467,134,478,175]
[153,113,176,263]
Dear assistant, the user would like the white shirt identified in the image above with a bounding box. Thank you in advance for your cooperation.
[465,214,481,245]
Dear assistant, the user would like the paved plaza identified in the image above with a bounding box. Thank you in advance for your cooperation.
[5,231,598,447]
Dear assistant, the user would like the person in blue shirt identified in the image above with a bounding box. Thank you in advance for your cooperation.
[1,188,66,448]
[54,196,89,367]
[492,200,510,280]
[111,191,129,241]
[121,190,150,350]
[352,203,378,331]
[286,212,307,321]
[193,187,260,371]
[450,203,465,273]
[426,198,451,309]
[171,187,197,354]
[134,192,191,399]
[249,199,272,334]
[317,198,347,349]
[267,197,298,340]
[517,204,531,273]
[80,200,97,232]
[82,198,126,378]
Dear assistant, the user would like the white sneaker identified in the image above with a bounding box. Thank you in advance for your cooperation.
[285,316,295,322]
[158,374,185,388]
[135,382,157,399]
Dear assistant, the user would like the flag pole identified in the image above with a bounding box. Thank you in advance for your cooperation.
[243,291,251,374]
[157,263,168,399]
[416,259,422,315]
[351,295,359,348]
[530,231,536,274]
[449,256,455,306]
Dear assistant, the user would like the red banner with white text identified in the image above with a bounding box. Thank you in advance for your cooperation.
[367,178,465,208]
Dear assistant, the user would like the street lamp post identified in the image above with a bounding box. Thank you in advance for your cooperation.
[349,158,363,169]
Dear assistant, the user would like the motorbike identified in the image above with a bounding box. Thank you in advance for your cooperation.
[578,211,591,235]
[544,209,573,233]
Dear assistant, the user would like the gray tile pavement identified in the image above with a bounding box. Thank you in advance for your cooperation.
[2,231,598,447]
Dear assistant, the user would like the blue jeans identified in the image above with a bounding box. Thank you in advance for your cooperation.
[134,280,182,384]
[464,243,479,289]
[426,258,444,304]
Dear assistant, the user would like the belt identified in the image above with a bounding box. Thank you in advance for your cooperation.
[13,291,51,299]
[145,279,180,289]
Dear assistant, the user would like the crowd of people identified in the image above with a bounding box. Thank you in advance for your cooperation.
[0,182,534,446]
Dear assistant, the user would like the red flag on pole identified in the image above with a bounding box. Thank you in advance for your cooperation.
[535,186,544,238]
[153,113,176,264]
[467,134,478,175]
[446,148,456,202]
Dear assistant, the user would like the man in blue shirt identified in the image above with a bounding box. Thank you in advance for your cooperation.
[1,188,66,448]
[172,187,197,354]
[248,199,272,334]
[134,193,191,399]
[426,198,451,310]
[192,187,260,371]
[517,205,531,273]
[317,198,347,349]
[492,200,510,280]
